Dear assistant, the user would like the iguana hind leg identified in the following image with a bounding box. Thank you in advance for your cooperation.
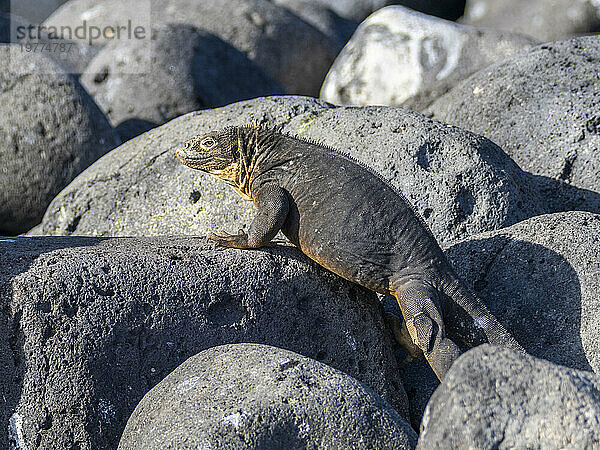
[386,311,423,364]
[392,279,462,381]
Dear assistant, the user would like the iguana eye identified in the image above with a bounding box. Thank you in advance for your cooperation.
[201,137,216,149]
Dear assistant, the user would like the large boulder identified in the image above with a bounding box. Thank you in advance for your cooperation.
[44,0,336,96]
[0,236,406,449]
[119,344,418,449]
[461,0,600,42]
[34,37,98,75]
[427,36,600,193]
[321,6,536,108]
[447,211,600,374]
[0,44,119,235]
[32,96,554,246]
[81,23,285,141]
[418,345,600,449]
[396,210,600,429]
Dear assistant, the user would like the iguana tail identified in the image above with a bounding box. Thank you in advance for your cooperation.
[441,275,525,354]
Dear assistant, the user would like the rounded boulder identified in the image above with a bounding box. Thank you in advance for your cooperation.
[119,344,417,449]
[0,44,119,234]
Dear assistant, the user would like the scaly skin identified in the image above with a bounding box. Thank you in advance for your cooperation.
[176,123,525,380]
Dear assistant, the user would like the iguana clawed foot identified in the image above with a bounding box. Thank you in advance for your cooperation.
[207,229,250,249]
[386,312,423,365]
[394,279,462,381]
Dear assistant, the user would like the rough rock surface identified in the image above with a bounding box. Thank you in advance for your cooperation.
[0,236,406,449]
[320,6,537,107]
[44,0,336,96]
[0,44,119,235]
[418,345,600,449]
[31,95,559,246]
[81,23,285,141]
[119,344,417,450]
[462,0,600,42]
[37,39,98,75]
[447,211,600,374]
[427,36,600,193]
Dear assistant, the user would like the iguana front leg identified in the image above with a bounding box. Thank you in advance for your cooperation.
[208,184,289,249]
[393,279,462,381]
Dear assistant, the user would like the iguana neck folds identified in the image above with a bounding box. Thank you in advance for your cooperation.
[234,126,282,201]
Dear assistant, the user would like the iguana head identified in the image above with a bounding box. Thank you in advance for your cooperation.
[176,127,253,200]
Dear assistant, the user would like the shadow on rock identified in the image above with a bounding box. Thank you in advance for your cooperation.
[526,173,600,217]
[395,225,595,430]
[79,23,287,141]
[0,236,103,448]
[474,139,600,219]
[115,119,158,143]
[449,236,592,373]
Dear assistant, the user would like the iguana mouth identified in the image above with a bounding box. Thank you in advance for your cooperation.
[175,148,207,163]
[175,148,214,172]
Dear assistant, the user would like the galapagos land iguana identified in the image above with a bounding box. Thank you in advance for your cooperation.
[176,123,525,380]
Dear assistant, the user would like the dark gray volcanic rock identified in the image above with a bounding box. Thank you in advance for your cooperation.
[4,0,69,24]
[0,44,119,235]
[427,36,600,193]
[44,0,336,96]
[0,12,98,74]
[31,95,564,247]
[271,0,358,52]
[462,0,600,42]
[81,23,285,141]
[0,12,28,43]
[418,345,600,449]
[395,0,465,21]
[321,6,537,107]
[0,236,406,449]
[447,211,600,374]
[119,344,417,450]
[292,0,465,22]
[293,0,387,22]
[396,211,600,429]
[36,39,98,75]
